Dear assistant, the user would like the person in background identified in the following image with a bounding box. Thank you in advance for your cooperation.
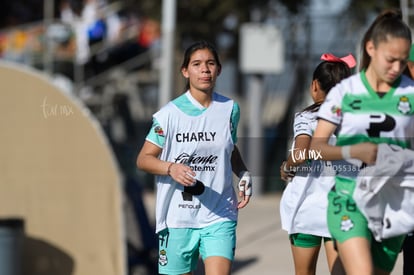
[401,44,414,275]
[280,52,355,275]
[136,40,252,275]
[311,9,414,275]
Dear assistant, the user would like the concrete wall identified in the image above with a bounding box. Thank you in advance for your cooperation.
[0,61,125,275]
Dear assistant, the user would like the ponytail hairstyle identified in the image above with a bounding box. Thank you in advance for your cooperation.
[303,53,355,112]
[360,9,412,71]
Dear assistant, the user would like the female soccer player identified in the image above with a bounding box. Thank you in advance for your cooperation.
[136,40,252,275]
[280,52,355,275]
[311,9,414,275]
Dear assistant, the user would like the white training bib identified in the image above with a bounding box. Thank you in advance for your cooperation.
[153,93,238,233]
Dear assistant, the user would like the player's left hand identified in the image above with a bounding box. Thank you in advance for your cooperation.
[237,171,252,209]
[280,161,295,182]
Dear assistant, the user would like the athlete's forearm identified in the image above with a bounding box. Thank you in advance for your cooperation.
[137,153,171,176]
[231,146,249,176]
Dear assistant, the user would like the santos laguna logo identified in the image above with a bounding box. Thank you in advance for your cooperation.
[174,153,218,172]
[289,143,322,163]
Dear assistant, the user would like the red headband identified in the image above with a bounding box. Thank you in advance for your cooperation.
[320,53,356,69]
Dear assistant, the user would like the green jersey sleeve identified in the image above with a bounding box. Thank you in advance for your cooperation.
[231,102,240,144]
[145,118,165,148]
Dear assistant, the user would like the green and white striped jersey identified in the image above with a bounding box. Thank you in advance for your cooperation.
[318,71,414,149]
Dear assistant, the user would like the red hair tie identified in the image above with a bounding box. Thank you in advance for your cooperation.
[320,53,356,68]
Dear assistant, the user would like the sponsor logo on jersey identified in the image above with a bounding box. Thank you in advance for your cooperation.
[349,99,362,110]
[174,153,218,172]
[176,131,216,142]
[178,203,201,209]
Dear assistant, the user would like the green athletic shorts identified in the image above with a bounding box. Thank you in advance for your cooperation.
[327,177,405,272]
[289,233,332,248]
[157,221,237,275]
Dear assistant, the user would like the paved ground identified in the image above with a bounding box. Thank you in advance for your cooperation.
[143,192,404,274]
